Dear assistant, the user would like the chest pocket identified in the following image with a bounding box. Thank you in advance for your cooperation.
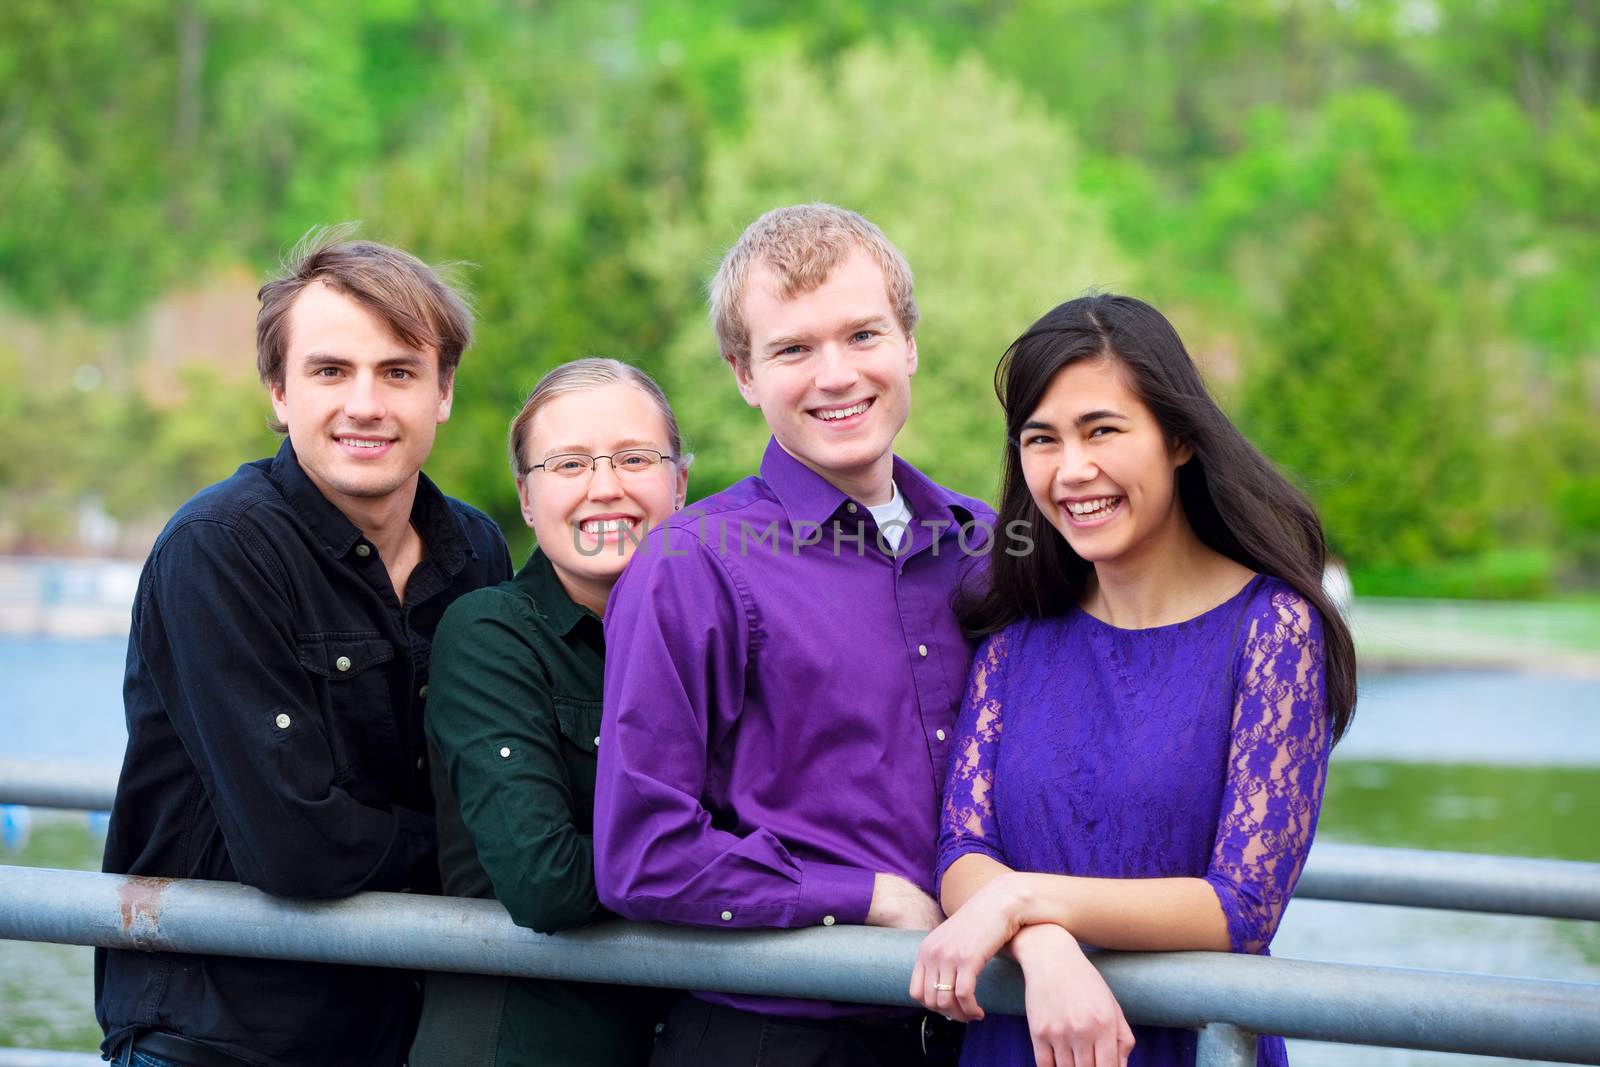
[296,633,398,786]
[552,696,601,829]
[553,696,602,755]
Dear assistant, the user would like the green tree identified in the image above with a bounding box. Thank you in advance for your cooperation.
[1241,165,1488,575]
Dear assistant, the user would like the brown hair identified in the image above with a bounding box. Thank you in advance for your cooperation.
[509,358,690,479]
[708,203,918,369]
[257,224,473,429]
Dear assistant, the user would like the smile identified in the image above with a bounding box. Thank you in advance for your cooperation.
[811,399,872,423]
[335,435,395,456]
[1062,496,1123,526]
[578,517,640,536]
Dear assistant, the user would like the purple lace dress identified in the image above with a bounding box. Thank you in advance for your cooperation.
[936,576,1330,1067]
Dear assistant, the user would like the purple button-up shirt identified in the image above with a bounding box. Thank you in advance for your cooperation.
[595,439,993,1017]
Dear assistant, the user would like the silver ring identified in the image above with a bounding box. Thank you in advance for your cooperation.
[934,982,954,992]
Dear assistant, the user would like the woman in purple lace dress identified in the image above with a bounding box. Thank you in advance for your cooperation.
[911,295,1357,1067]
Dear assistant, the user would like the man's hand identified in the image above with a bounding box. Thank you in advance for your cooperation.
[866,872,944,930]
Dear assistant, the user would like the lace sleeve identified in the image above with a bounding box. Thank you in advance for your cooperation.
[935,630,1013,890]
[1205,587,1332,954]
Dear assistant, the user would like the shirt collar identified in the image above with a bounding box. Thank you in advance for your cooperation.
[758,436,977,528]
[267,438,471,575]
[513,547,595,637]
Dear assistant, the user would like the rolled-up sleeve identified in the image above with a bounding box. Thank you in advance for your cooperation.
[594,526,876,928]
[140,518,433,899]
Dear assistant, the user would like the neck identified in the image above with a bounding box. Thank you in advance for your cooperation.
[1083,506,1248,629]
[552,566,612,618]
[327,478,421,562]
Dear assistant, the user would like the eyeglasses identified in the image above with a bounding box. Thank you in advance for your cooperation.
[528,449,676,478]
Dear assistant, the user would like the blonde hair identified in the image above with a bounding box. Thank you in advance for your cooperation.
[708,203,918,370]
[508,358,689,478]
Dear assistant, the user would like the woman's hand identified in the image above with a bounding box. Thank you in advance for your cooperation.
[910,873,1028,1021]
[1012,924,1134,1067]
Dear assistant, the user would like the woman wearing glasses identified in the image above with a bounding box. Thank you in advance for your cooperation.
[410,358,687,1066]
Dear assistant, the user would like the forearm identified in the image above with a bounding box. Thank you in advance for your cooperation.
[1005,872,1230,951]
[938,852,1015,916]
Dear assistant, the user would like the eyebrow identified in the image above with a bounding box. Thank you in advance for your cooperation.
[1020,409,1130,432]
[760,315,895,353]
[300,351,429,372]
[539,438,662,459]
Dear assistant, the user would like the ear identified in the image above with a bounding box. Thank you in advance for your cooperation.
[1172,438,1194,467]
[515,475,537,529]
[905,335,919,377]
[674,460,690,511]
[269,378,290,427]
[730,354,761,409]
[436,368,455,424]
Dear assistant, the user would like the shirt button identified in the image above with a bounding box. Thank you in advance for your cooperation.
[499,746,512,758]
[720,910,733,922]
[935,729,947,742]
[822,915,836,926]
[846,502,858,514]
[593,736,601,748]
[655,1024,665,1035]
[416,757,425,771]
[335,655,352,672]
[275,713,291,729]
[418,684,429,699]
[354,544,371,558]
[918,644,928,657]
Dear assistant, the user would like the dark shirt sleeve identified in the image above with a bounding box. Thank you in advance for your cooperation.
[137,518,434,898]
[425,590,605,934]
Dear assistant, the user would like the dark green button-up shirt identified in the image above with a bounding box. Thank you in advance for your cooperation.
[410,549,667,1066]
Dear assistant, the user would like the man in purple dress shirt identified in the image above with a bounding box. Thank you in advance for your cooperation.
[595,204,994,1065]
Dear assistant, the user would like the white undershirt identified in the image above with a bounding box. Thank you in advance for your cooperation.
[864,482,912,551]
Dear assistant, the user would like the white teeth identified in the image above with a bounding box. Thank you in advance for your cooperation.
[1067,497,1118,517]
[580,519,634,534]
[340,438,386,449]
[816,401,869,421]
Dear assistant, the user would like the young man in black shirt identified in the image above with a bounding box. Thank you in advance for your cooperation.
[96,233,512,1067]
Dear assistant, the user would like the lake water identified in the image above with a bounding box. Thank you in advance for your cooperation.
[1,636,1597,1064]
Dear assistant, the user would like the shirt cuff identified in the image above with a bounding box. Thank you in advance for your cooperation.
[793,860,876,928]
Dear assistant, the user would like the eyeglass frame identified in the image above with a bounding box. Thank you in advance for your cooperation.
[525,448,679,478]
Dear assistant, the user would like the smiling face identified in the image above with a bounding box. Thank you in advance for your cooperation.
[732,246,917,505]
[1018,357,1193,569]
[516,381,688,614]
[270,280,453,516]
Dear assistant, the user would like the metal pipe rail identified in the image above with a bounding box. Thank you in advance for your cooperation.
[2,866,1597,1065]
[7,758,1599,922]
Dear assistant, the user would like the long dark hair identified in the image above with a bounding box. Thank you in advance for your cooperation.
[961,294,1356,742]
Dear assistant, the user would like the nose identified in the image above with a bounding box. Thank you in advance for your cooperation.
[344,369,386,422]
[1055,439,1098,487]
[814,344,860,393]
[586,458,625,500]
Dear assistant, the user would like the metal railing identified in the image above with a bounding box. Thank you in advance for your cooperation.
[3,865,1599,1066]
[7,757,1598,923]
[5,761,1600,1064]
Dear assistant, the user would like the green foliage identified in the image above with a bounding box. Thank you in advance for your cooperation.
[0,1,1595,595]
[1241,166,1488,570]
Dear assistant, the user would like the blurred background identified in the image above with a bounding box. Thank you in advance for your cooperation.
[0,1,1596,1063]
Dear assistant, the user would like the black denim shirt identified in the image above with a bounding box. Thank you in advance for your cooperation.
[96,439,512,1067]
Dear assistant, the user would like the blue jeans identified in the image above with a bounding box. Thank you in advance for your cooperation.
[111,1045,185,1067]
